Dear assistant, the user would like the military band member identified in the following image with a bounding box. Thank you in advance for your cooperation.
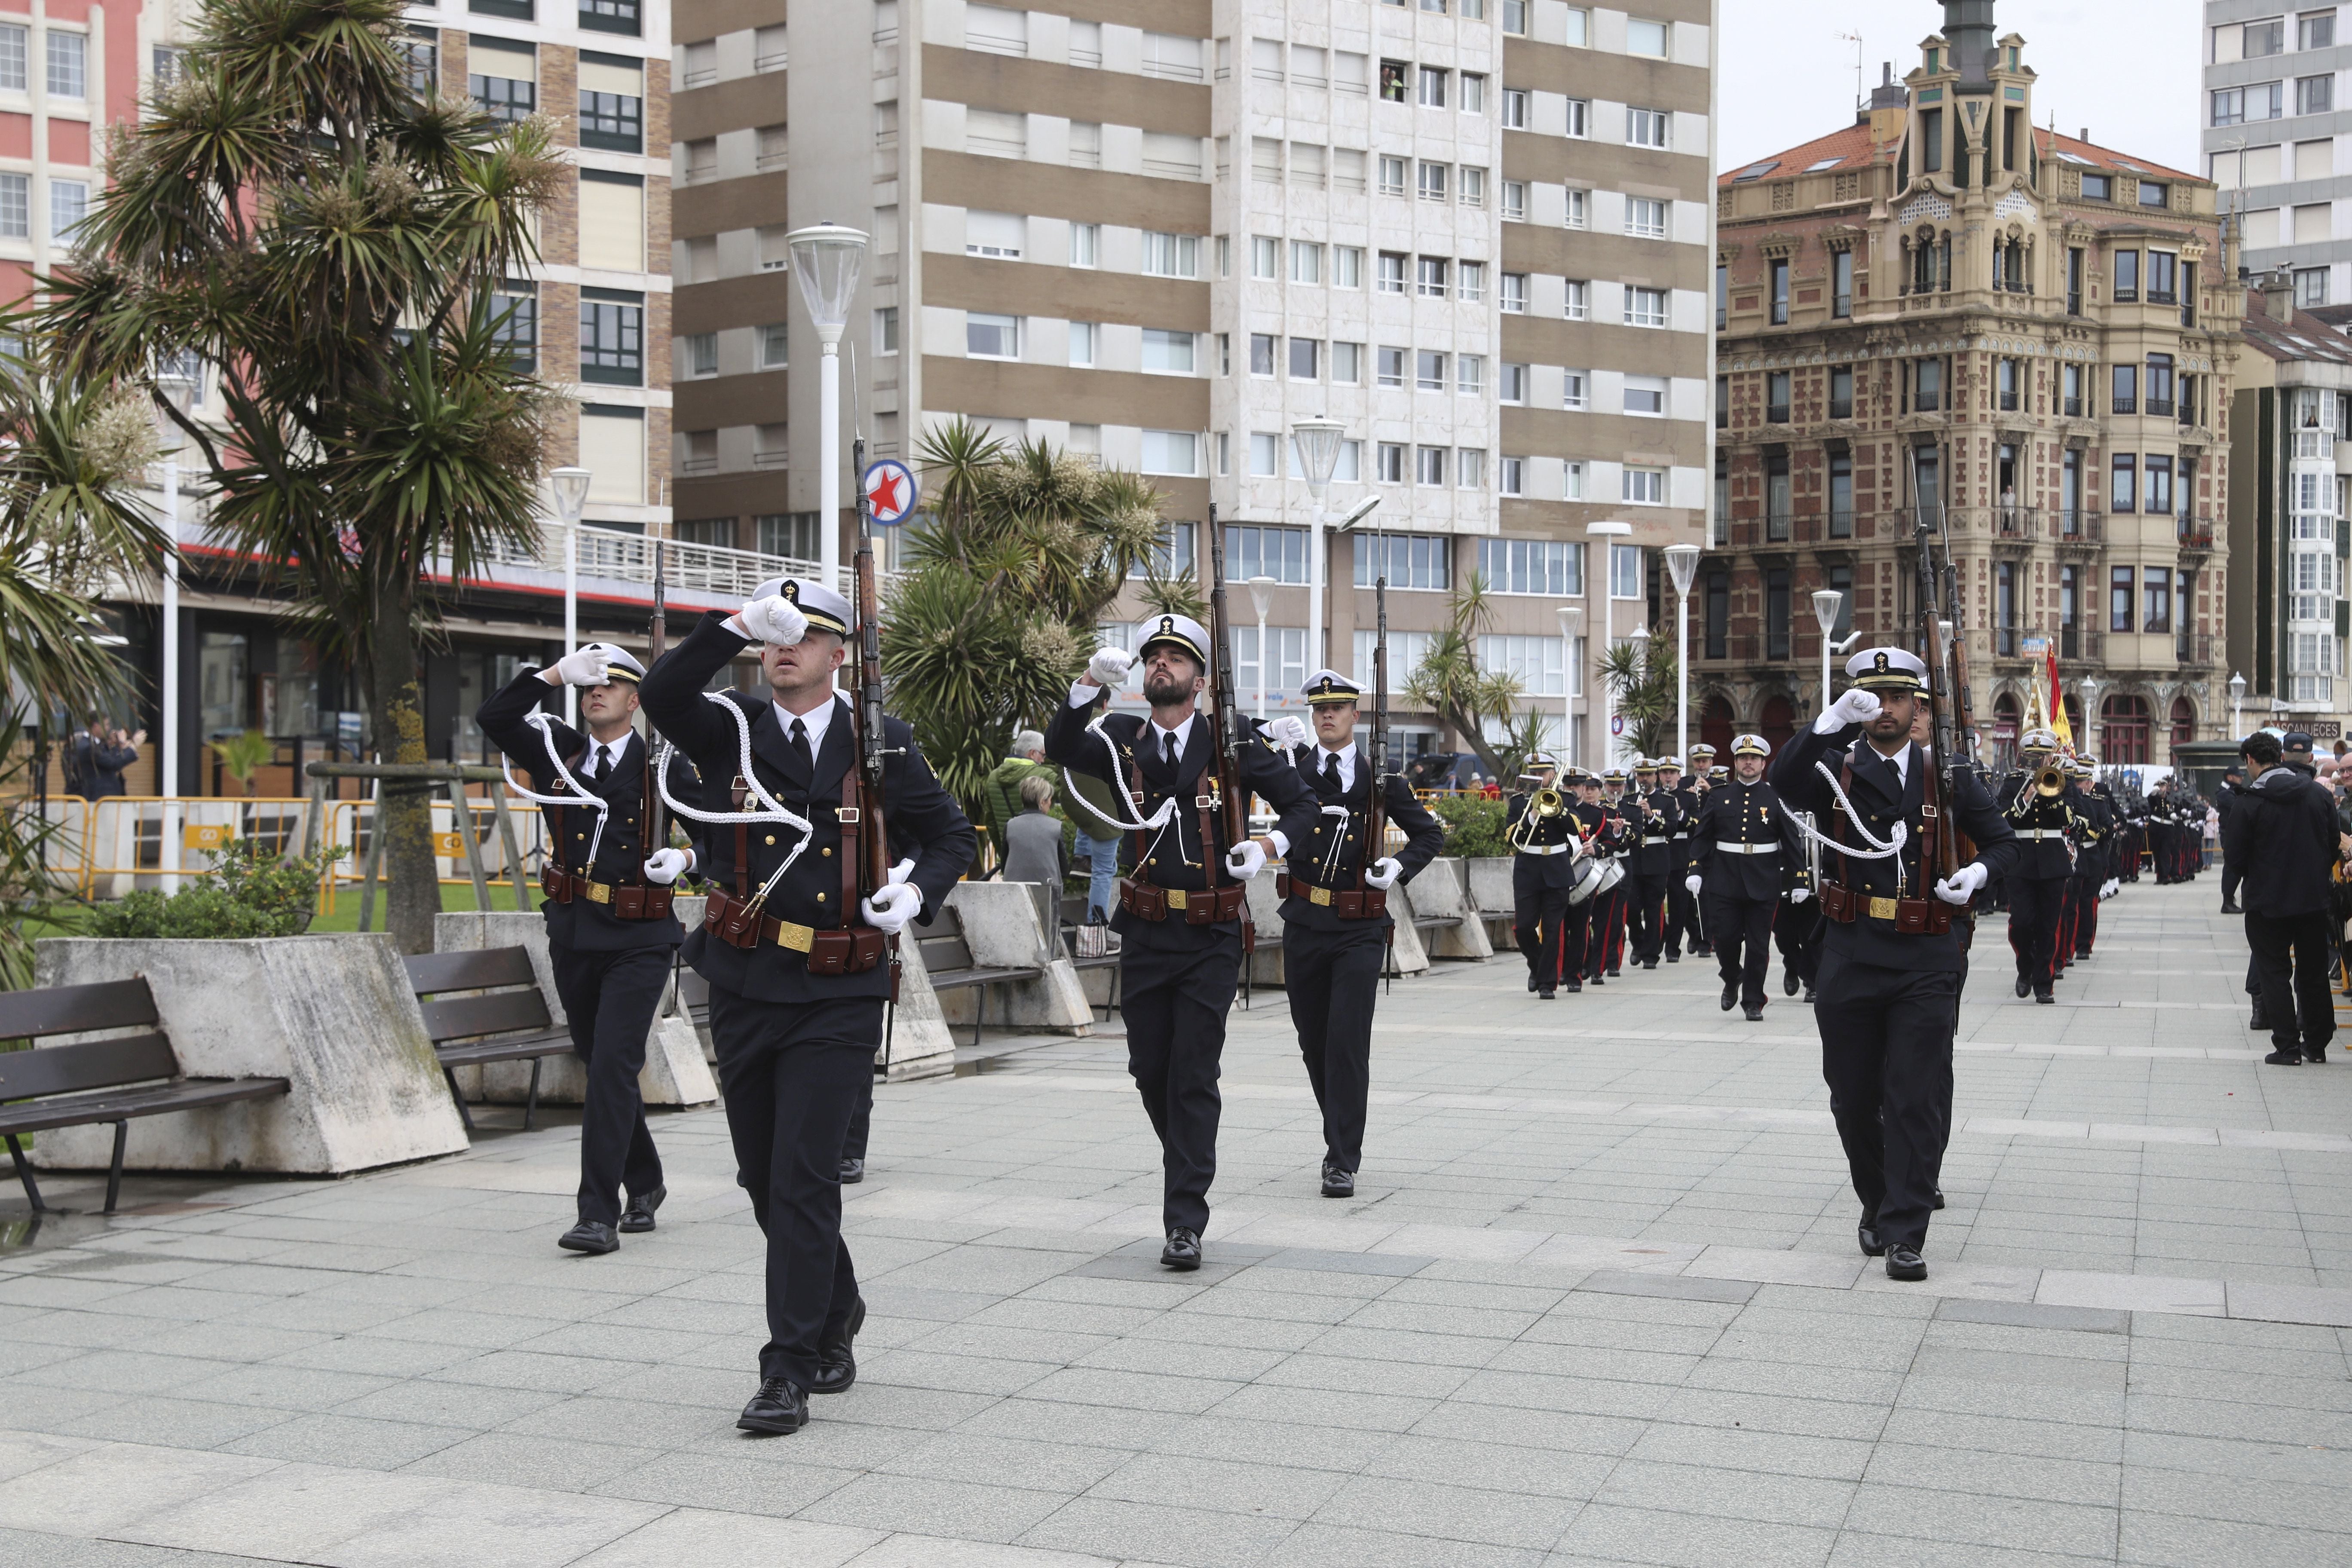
[1997,728,2075,1005]
[2067,756,2111,962]
[1507,757,1583,997]
[477,644,691,1256]
[1771,648,2017,1281]
[1687,734,1807,1020]
[1047,616,1319,1269]
[1576,769,1632,983]
[1264,673,1445,1197]
[1657,756,1700,962]
[639,579,976,1436]
[1676,747,1717,958]
[1623,758,1678,970]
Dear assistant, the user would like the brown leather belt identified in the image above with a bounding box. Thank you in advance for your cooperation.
[1273,871,1387,920]
[702,888,886,973]
[541,868,674,920]
[1118,878,1247,925]
[1818,880,1951,935]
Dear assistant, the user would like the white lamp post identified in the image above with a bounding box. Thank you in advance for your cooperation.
[785,222,870,591]
[1586,521,1632,766]
[549,466,591,724]
[2229,671,2246,735]
[2080,676,2102,756]
[154,367,196,894]
[1664,543,1700,766]
[1290,416,1346,671]
[1810,588,1845,716]
[1247,575,1277,720]
[1556,603,1585,766]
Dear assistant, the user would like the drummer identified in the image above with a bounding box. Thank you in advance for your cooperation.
[1571,768,1631,986]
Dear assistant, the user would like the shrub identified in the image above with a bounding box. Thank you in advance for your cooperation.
[89,839,340,940]
[1430,795,1511,858]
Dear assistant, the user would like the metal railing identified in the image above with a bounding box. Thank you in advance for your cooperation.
[476,521,853,599]
[2177,514,2216,550]
[2177,631,2214,665]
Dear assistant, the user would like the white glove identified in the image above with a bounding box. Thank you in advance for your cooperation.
[1815,687,1882,733]
[1086,646,1134,687]
[734,595,808,646]
[1225,840,1268,880]
[2101,878,2119,900]
[1270,715,1311,750]
[861,880,922,934]
[888,857,915,885]
[642,847,690,885]
[1365,856,1402,890]
[1932,862,1988,906]
[1685,874,1703,897]
[1788,886,1811,904]
[552,643,617,686]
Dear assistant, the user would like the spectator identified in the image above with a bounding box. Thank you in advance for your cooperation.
[64,714,142,798]
[2336,738,2349,762]
[2284,730,2319,778]
[2223,731,2341,1066]
[1000,773,1068,890]
[2217,762,2247,915]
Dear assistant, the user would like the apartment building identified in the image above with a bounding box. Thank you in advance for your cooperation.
[2204,4,2350,309]
[1712,9,2236,772]
[0,0,147,306]
[670,0,1713,760]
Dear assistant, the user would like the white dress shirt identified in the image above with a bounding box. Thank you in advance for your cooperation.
[773,695,837,759]
[1311,742,1359,793]
[582,733,632,780]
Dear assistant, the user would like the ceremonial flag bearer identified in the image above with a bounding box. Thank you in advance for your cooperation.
[477,644,692,1256]
[1264,672,1445,1197]
[1046,617,1319,1268]
[1686,734,1808,1020]
[640,579,975,1436]
[1771,647,2015,1281]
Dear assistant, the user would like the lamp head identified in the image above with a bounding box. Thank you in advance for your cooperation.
[1246,574,1277,622]
[1289,416,1346,497]
[1556,603,1585,641]
[1333,494,1383,531]
[784,221,870,344]
[550,467,592,522]
[1810,588,1844,634]
[1664,542,1701,596]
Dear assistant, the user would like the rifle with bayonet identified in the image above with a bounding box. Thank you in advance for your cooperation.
[1366,558,1390,915]
[1206,502,1257,993]
[1911,466,1972,895]
[647,538,668,857]
[850,435,896,983]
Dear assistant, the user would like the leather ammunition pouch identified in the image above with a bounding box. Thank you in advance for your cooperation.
[541,867,674,920]
[1119,878,1248,925]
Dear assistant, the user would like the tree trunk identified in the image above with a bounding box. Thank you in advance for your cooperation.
[368,574,439,954]
[1445,703,1506,780]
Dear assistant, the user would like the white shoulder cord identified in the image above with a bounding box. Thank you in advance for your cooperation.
[1775,760,1908,861]
[499,711,614,871]
[653,692,818,904]
[1060,712,1197,867]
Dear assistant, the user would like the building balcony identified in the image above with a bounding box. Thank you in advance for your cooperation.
[2054,511,2103,546]
[2177,514,2216,552]
[2177,630,2214,666]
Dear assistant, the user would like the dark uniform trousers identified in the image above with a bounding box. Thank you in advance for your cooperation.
[1584,883,1626,978]
[1815,953,1955,1250]
[1626,872,1669,964]
[2006,876,2067,988]
[1514,859,1580,988]
[1774,894,1823,989]
[1706,893,1776,1007]
[548,944,670,1227]
[2072,868,2102,957]
[708,989,876,1389]
[1665,856,1704,955]
[1122,938,1243,1232]
[1283,922,1385,1172]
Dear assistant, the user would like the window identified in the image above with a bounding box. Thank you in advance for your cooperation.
[1290,241,1322,284]
[394,31,435,94]
[1228,525,1308,583]
[1140,430,1198,475]
[1625,287,1668,327]
[469,38,536,121]
[1626,197,1668,238]
[1626,375,1667,416]
[2110,567,2135,632]
[1354,533,1452,590]
[1250,334,1277,376]
[1565,98,1590,138]
[1457,356,1486,397]
[1418,66,1447,108]
[1480,539,1582,595]
[1416,350,1448,392]
[1914,358,1944,413]
[1565,188,1589,229]
[682,332,717,379]
[578,52,643,152]
[491,282,536,370]
[2147,354,2176,417]
[2300,75,2334,116]
[1503,180,1527,220]
[1458,262,1486,303]
[1832,250,1853,318]
[1418,161,1449,202]
[2081,172,2113,201]
[2114,250,2140,300]
[1417,256,1450,297]
[1380,58,1408,102]
[1997,359,2020,413]
[966,312,1018,358]
[1715,374,1729,429]
[1377,346,1406,388]
[1504,0,1529,33]
[1285,337,1317,380]
[1704,571,1730,658]
[1501,272,1528,313]
[2145,453,2174,515]
[2147,250,2178,303]
[1142,232,1198,280]
[1248,432,1279,477]
[1766,371,1791,423]
[579,288,643,386]
[1770,258,1789,324]
[2111,453,2137,512]
[874,307,899,355]
[1129,522,1197,579]
[1502,87,1528,129]
[1623,468,1666,505]
[2144,567,2174,634]
[1415,446,1447,487]
[1830,365,1854,420]
[2140,178,2173,207]
[1628,107,1669,149]
[0,25,24,92]
[1378,251,1408,293]
[1499,459,1525,497]
[2213,87,2248,126]
[1376,442,1406,483]
[2063,363,2086,418]
[1765,452,1792,539]
[1140,328,1193,375]
[1334,246,1363,288]
[2299,266,2331,307]
[1379,156,1408,196]
[1829,452,1855,538]
[2305,12,2338,49]
[965,211,1024,259]
[46,29,83,98]
[758,514,822,560]
[1332,342,1363,384]
[1461,73,1485,113]
[1562,371,1589,411]
[581,0,641,35]
[2111,364,2138,415]
[1063,320,1097,368]
[2249,17,2288,55]
[1566,280,1592,321]
[1764,569,1791,660]
[1250,236,1281,280]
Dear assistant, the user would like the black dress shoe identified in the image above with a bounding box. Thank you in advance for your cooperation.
[1607,967,1621,978]
[738,1375,808,1434]
[1528,975,1539,993]
[618,1184,665,1234]
[1642,958,1659,970]
[2265,1049,2304,1066]
[1538,988,1556,1000]
[1802,986,1816,1003]
[558,1221,618,1255]
[2035,989,2055,1005]
[2251,1009,2269,1032]
[1563,978,1582,993]
[2221,899,2242,914]
[811,1297,864,1394]
[1589,973,1605,986]
[1742,1004,1764,1022]
[2014,976,2032,998]
[2306,1047,2329,1064]
[1931,1188,1946,1210]
[1785,967,1800,996]
[1720,982,1738,1011]
[1666,953,1681,964]
[1885,1245,1926,1281]
[838,1158,865,1185]
[1857,1222,1886,1258]
[1320,1163,1354,1198]
[1161,1228,1202,1270]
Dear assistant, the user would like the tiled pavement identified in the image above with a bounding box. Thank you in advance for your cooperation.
[3,879,2349,1566]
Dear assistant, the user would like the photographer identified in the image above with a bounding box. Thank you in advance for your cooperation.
[2223,732,2341,1066]
[64,714,143,798]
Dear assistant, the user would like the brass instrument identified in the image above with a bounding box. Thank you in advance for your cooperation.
[2031,760,2068,798]
[1507,783,1568,849]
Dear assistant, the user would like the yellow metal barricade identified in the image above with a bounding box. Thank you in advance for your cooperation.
[70,796,319,900]
[318,795,546,913]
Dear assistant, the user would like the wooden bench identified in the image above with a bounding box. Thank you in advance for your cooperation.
[915,907,1044,1050]
[0,979,290,1213]
[401,948,573,1133]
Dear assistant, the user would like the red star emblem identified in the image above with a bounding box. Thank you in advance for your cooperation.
[867,469,905,518]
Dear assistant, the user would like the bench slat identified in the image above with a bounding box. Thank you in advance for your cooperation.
[928,965,1041,991]
[0,979,158,1042]
[0,1075,289,1137]
[419,989,555,1044]
[434,1032,574,1068]
[0,1032,181,1101]
[917,938,976,973]
[404,947,539,996]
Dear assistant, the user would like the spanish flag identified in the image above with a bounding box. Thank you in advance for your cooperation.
[2046,646,2074,749]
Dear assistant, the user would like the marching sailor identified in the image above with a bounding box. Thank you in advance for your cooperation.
[1507,757,1584,998]
[1264,672,1445,1197]
[1045,616,1319,1269]
[1770,647,2016,1281]
[1686,734,1808,1020]
[639,579,976,1436]
[1626,757,1680,970]
[1997,727,2074,1005]
[477,644,692,1256]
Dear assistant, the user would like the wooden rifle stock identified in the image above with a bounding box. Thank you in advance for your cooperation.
[1366,574,1388,881]
[1206,502,1250,864]
[851,436,890,903]
[1913,513,1966,885]
[646,540,668,854]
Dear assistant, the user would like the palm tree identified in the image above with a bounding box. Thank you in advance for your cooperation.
[1402,574,1524,779]
[1600,631,1678,760]
[41,0,567,952]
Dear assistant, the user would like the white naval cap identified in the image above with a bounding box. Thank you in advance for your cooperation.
[1301,669,1362,706]
[1845,646,1928,693]
[576,643,646,683]
[1135,611,1212,668]
[1730,732,1772,758]
[750,576,853,638]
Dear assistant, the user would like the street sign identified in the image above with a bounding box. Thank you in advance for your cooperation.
[1611,715,1625,736]
[862,459,918,527]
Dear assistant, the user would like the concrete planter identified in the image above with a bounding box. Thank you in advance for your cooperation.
[1398,858,1494,960]
[936,882,1093,1035]
[31,935,469,1176]
[432,913,718,1109]
[1468,855,1519,952]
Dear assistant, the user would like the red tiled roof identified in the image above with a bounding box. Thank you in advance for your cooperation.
[1721,121,2200,189]
[2241,290,2352,366]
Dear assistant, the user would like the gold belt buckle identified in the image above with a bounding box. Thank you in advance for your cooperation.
[1309,885,1333,906]
[585,880,612,904]
[1165,888,1188,910]
[775,919,816,952]
[1867,896,1899,920]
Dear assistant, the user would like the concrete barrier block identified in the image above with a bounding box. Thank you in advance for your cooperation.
[881,935,958,1080]
[31,935,468,1176]
[939,882,1092,1033]
[1468,856,1516,917]
[1400,858,1494,959]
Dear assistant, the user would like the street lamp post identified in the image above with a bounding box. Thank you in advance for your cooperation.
[550,466,591,725]
[785,222,871,591]
[1247,576,1277,720]
[2080,676,2102,756]
[1585,521,1632,767]
[1290,416,1346,672]
[1810,589,1845,716]
[1664,544,1699,766]
[155,368,196,894]
[1556,603,1585,766]
[2229,671,2246,736]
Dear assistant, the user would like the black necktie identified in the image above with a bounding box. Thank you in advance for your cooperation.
[1164,731,1180,770]
[590,743,609,784]
[1323,753,1341,791]
[789,719,812,777]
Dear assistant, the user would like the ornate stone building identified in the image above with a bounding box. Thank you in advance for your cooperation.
[1706,15,2237,772]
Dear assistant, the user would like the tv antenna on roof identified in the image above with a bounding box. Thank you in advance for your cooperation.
[1834,31,1863,116]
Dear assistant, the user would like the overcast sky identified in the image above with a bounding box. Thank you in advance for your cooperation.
[1720,1,2206,176]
